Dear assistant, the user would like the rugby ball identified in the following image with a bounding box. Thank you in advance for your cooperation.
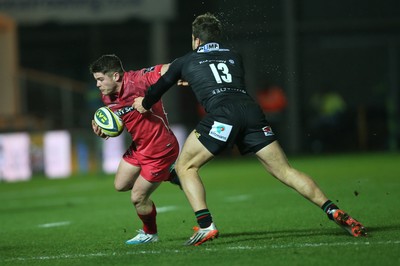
[94,106,124,137]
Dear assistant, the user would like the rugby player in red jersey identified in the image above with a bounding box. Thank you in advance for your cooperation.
[89,54,180,244]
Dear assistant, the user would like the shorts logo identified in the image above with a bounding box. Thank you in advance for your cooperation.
[194,130,201,139]
[209,121,232,142]
[216,125,225,133]
[151,171,160,177]
[262,126,274,136]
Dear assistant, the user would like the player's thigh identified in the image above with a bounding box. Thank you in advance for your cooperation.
[139,143,179,183]
[114,159,141,191]
[176,130,214,172]
[255,140,291,178]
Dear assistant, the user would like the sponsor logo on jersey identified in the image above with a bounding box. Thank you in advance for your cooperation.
[143,66,155,74]
[262,126,274,136]
[114,106,135,116]
[211,87,247,95]
[198,42,219,52]
[197,42,230,53]
[209,121,232,142]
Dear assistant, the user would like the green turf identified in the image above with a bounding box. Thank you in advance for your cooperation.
[1,152,399,265]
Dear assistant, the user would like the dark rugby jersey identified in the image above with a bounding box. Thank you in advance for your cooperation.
[143,42,252,113]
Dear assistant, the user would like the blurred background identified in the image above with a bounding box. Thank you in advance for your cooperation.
[0,0,399,181]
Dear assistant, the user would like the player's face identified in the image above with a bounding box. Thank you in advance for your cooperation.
[93,72,118,95]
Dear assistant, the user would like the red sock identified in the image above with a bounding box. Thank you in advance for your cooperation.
[137,203,157,234]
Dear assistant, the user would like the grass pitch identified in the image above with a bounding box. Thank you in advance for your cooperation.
[0,152,399,265]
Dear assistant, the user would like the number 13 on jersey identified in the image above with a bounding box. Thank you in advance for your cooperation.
[209,63,232,84]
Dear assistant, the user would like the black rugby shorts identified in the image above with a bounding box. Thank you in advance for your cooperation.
[195,100,277,155]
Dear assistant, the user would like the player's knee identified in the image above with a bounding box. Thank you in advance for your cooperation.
[175,162,188,177]
[114,181,131,192]
[175,163,183,176]
[131,193,146,206]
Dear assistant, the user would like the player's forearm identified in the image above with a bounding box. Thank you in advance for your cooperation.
[142,76,172,110]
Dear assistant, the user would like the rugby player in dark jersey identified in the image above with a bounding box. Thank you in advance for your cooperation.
[133,13,366,246]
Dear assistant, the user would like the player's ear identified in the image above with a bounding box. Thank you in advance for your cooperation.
[113,72,120,81]
[192,35,201,50]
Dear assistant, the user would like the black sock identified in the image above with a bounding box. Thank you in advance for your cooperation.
[321,200,339,220]
[195,209,213,228]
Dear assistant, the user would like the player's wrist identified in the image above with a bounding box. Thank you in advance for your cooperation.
[142,97,152,110]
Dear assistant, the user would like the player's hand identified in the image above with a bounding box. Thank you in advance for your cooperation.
[177,79,189,86]
[133,97,148,114]
[91,120,109,139]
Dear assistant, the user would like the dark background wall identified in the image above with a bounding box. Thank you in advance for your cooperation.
[14,0,400,154]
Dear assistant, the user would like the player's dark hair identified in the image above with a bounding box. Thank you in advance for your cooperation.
[89,54,125,76]
[192,12,222,43]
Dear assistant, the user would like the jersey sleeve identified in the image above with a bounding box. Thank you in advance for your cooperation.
[140,64,164,87]
[142,57,185,110]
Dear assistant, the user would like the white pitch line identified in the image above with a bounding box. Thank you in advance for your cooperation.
[227,241,400,250]
[156,205,178,213]
[38,221,71,228]
[4,240,399,262]
[224,194,251,202]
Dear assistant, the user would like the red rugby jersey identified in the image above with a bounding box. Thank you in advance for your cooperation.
[102,64,178,158]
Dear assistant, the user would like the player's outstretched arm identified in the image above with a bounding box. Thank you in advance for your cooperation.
[160,64,170,75]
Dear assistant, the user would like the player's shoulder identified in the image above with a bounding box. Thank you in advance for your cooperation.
[123,70,138,80]
[125,65,162,76]
[169,51,197,70]
[141,64,163,75]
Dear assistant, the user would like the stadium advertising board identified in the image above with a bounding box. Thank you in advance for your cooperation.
[0,133,31,181]
[102,134,125,174]
[43,131,72,178]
